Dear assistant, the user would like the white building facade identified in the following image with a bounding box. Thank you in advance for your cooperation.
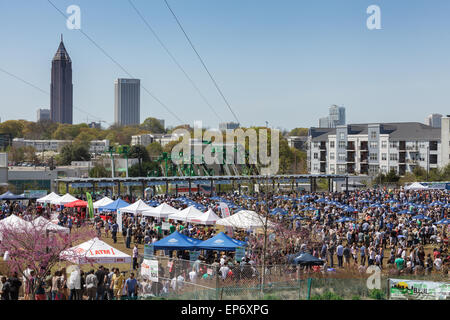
[307,122,442,176]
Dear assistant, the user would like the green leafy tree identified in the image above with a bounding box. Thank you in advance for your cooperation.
[289,127,309,136]
[89,164,109,178]
[140,117,165,134]
[58,144,91,165]
[0,120,27,138]
[146,142,163,159]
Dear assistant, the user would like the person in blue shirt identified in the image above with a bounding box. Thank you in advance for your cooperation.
[360,245,366,266]
[125,273,138,299]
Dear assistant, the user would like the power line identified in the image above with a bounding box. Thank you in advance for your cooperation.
[0,66,109,125]
[163,0,240,124]
[128,0,223,123]
[46,0,184,124]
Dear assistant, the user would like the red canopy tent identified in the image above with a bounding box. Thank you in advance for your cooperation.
[65,200,88,208]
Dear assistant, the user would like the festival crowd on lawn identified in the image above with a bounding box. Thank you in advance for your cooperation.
[0,187,449,300]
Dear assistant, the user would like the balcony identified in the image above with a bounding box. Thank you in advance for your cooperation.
[399,141,406,151]
[360,142,368,150]
[319,142,327,150]
[347,142,355,150]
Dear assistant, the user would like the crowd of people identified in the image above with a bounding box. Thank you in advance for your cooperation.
[0,186,449,299]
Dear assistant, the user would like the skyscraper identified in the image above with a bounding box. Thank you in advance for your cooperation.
[114,79,140,126]
[425,113,442,128]
[50,35,73,124]
[318,105,346,128]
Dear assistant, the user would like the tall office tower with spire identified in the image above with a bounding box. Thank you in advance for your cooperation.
[50,35,73,124]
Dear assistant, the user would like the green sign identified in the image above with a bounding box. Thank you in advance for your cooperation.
[235,247,245,262]
[144,244,154,260]
[389,279,450,300]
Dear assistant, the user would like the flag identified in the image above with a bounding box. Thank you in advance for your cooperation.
[86,192,94,219]
[219,202,233,236]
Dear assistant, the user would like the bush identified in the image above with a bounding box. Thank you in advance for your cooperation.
[263,293,282,300]
[352,295,361,300]
[310,290,343,300]
[369,289,386,300]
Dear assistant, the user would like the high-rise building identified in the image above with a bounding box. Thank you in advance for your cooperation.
[37,108,50,122]
[114,79,140,126]
[319,105,346,128]
[50,35,73,124]
[425,113,442,128]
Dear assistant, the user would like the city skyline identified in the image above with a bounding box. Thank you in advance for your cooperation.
[1,0,450,130]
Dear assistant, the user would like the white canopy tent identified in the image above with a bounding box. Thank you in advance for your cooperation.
[188,208,221,225]
[60,238,132,264]
[216,210,276,229]
[0,215,33,240]
[117,200,155,232]
[37,192,61,204]
[167,206,204,222]
[32,216,70,233]
[142,203,180,219]
[93,197,114,209]
[51,193,79,206]
[405,182,429,190]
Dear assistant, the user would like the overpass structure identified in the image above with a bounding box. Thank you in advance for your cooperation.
[55,174,350,197]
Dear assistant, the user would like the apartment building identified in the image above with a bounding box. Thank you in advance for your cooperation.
[307,122,442,176]
[12,138,109,154]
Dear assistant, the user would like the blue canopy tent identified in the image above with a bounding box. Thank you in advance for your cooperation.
[270,208,288,216]
[397,210,414,215]
[0,191,27,200]
[430,201,445,206]
[301,206,316,211]
[336,217,356,223]
[434,219,450,225]
[411,214,431,220]
[197,232,247,251]
[153,231,202,251]
[98,198,129,212]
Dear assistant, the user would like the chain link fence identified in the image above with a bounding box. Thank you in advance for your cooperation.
[133,255,449,300]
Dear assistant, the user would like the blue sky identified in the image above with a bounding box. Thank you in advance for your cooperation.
[0,0,449,130]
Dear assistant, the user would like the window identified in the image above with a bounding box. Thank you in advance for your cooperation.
[370,131,377,139]
[314,142,319,148]
[330,152,335,160]
[338,141,346,149]
[390,153,398,161]
[339,133,345,140]
[330,164,335,173]
[390,141,398,148]
[313,164,319,171]
[314,153,318,160]
[337,164,346,174]
[381,153,387,161]
[381,141,387,149]
[338,153,346,161]
[369,153,378,161]
[381,165,387,173]
[369,141,378,149]
[390,166,397,173]
[330,141,335,148]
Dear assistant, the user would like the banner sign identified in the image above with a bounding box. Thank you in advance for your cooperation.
[215,180,231,185]
[295,178,309,183]
[123,182,142,186]
[71,183,93,188]
[86,192,94,219]
[24,190,47,199]
[389,278,450,300]
[193,180,211,185]
[235,247,245,262]
[161,222,171,231]
[144,244,154,260]
[219,202,233,236]
[147,181,166,186]
[141,259,158,282]
[98,182,116,187]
